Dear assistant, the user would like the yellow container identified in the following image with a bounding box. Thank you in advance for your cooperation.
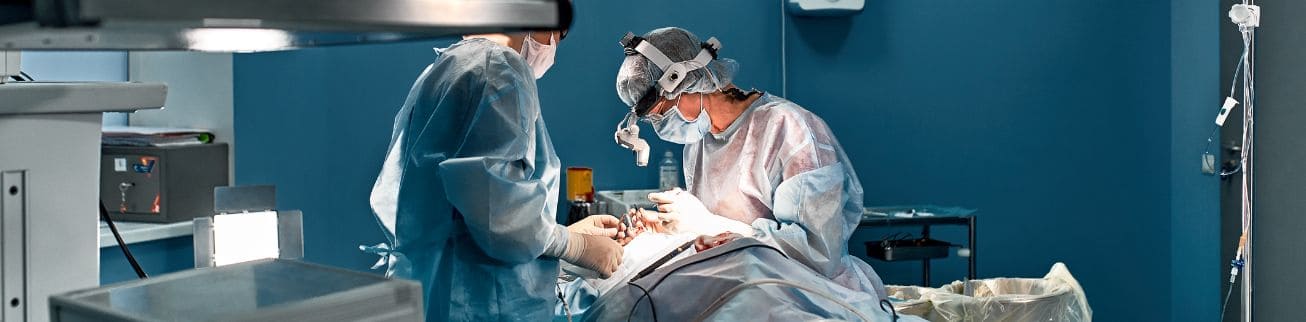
[566,167,594,202]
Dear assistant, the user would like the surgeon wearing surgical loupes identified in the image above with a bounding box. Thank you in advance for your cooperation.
[613,27,888,298]
[364,2,630,320]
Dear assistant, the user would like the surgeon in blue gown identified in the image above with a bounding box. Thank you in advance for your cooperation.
[364,6,628,321]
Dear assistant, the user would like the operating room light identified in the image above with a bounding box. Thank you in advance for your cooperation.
[212,211,281,266]
[184,28,293,52]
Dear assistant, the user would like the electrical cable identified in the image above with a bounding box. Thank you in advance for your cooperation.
[623,242,786,321]
[1219,277,1237,322]
[691,279,873,322]
[625,241,695,322]
[627,283,657,322]
[556,281,573,322]
[879,299,900,322]
[99,201,149,279]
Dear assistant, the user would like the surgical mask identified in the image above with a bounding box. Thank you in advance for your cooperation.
[519,32,556,79]
[648,94,711,144]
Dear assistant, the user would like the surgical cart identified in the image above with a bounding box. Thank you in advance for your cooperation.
[859,206,977,286]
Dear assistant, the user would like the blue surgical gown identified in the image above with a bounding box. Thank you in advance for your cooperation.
[368,38,567,321]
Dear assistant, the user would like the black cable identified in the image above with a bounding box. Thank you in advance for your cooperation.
[880,299,899,322]
[1219,279,1237,322]
[625,242,785,322]
[556,283,573,322]
[632,241,694,281]
[627,283,657,322]
[99,201,148,279]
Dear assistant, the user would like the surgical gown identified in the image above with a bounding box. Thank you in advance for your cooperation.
[683,93,888,298]
[368,38,567,321]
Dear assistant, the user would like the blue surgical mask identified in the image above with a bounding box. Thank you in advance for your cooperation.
[648,94,711,144]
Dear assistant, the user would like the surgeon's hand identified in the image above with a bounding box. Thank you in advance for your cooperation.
[627,208,668,234]
[559,231,623,278]
[640,188,710,233]
[694,232,742,252]
[615,212,641,246]
[624,208,653,235]
[643,189,755,237]
[567,214,624,239]
[649,188,715,219]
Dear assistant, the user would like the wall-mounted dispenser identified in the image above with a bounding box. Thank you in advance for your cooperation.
[787,0,864,17]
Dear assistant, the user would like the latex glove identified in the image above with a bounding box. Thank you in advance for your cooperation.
[640,188,707,233]
[611,210,645,246]
[644,188,754,237]
[648,188,711,219]
[567,214,625,239]
[694,232,743,252]
[623,208,652,235]
[558,231,623,278]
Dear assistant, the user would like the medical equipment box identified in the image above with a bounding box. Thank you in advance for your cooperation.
[49,259,424,322]
[100,144,229,223]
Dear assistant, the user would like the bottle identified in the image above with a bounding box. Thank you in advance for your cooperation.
[659,150,679,191]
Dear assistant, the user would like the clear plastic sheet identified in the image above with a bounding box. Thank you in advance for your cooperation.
[886,263,1091,322]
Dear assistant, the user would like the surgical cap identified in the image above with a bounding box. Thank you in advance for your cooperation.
[616,27,739,108]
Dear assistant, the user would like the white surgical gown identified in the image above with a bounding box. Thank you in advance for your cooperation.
[684,93,888,298]
[368,38,567,321]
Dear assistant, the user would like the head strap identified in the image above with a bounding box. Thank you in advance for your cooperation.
[619,31,723,113]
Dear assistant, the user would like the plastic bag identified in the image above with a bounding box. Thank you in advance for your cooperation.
[886,263,1091,322]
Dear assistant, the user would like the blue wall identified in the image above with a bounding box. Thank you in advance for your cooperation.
[784,2,1176,321]
[1170,0,1221,320]
[100,237,194,285]
[230,1,1220,321]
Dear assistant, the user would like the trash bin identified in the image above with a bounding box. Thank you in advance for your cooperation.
[885,263,1091,322]
[886,285,936,319]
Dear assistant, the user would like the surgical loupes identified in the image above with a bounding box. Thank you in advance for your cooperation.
[614,112,650,167]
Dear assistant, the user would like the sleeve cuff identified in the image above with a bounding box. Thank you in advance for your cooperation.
[542,224,570,258]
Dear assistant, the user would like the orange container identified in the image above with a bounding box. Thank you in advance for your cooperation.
[566,167,594,202]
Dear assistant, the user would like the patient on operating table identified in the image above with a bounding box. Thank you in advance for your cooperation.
[556,208,905,322]
[558,207,751,296]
